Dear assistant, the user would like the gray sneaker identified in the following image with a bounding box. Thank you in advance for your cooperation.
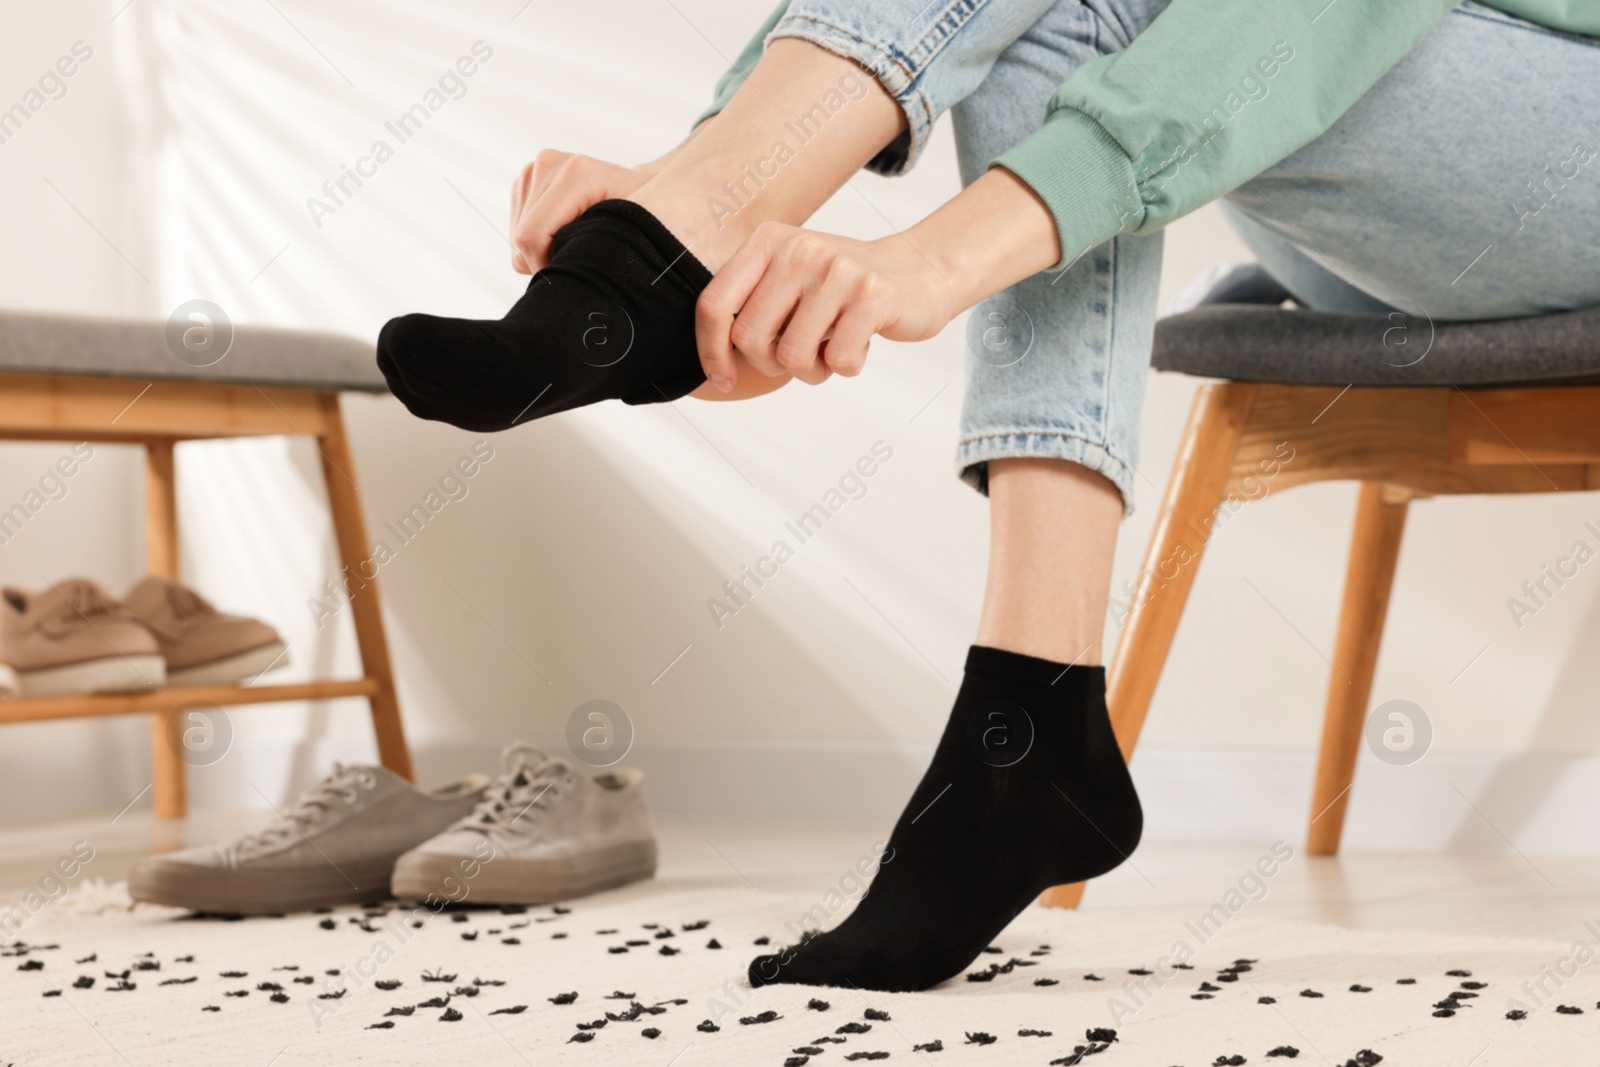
[128,764,488,915]
[391,743,657,905]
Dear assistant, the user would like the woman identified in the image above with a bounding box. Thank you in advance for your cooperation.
[377,0,1600,991]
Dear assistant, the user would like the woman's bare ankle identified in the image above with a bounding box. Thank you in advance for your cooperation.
[627,173,755,271]
[625,40,905,271]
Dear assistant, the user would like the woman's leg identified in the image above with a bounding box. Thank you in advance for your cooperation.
[748,0,1172,993]
[958,1,1168,670]
[1225,2,1600,320]
[974,0,1600,677]
[978,459,1123,664]
[630,40,905,272]
[1219,204,1403,315]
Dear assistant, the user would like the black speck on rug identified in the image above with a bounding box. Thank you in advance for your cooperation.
[3,882,1594,1064]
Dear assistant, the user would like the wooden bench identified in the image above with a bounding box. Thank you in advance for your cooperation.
[0,307,411,817]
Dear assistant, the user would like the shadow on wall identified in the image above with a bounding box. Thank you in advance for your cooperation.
[336,396,943,774]
[1446,585,1600,849]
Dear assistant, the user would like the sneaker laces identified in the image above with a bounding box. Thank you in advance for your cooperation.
[233,764,378,856]
[455,744,574,836]
[16,580,130,637]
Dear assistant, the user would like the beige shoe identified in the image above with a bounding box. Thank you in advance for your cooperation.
[121,576,287,687]
[2,579,164,697]
[392,743,658,905]
[128,764,489,915]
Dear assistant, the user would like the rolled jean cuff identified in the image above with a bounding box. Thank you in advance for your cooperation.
[766,14,934,175]
[956,430,1137,516]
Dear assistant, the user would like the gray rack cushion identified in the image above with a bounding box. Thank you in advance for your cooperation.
[0,307,387,393]
[1152,304,1600,388]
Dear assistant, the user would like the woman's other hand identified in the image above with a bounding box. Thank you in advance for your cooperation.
[692,169,1060,393]
[695,223,958,391]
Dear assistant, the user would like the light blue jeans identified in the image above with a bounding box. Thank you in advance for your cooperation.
[765,1,1600,509]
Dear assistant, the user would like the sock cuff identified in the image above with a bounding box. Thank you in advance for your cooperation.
[964,644,1105,692]
[563,199,715,291]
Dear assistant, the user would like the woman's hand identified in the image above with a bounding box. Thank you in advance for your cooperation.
[695,223,959,391]
[509,141,695,273]
[509,152,650,273]
[692,169,1061,394]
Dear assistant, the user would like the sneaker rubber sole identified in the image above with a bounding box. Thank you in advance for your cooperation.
[128,855,399,916]
[166,641,289,687]
[17,654,165,697]
[391,838,658,905]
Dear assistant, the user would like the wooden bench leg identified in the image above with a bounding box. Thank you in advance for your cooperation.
[146,440,187,819]
[1305,482,1408,855]
[317,397,414,782]
[1040,383,1258,908]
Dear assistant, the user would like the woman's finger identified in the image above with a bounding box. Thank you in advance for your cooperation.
[823,298,880,377]
[728,260,809,378]
[731,227,843,373]
[515,159,605,272]
[510,151,572,273]
[509,163,536,273]
[696,226,785,390]
[773,266,854,383]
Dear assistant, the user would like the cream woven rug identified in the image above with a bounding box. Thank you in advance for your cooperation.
[2,878,1590,1066]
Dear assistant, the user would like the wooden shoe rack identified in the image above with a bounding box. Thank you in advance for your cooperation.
[0,373,412,818]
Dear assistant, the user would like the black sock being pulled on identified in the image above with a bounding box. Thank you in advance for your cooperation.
[749,645,1142,993]
[377,199,710,432]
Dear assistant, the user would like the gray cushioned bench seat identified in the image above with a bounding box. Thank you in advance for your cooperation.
[1152,304,1600,388]
[0,308,386,393]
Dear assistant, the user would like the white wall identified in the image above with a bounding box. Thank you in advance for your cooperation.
[0,1,161,813]
[1,0,1598,855]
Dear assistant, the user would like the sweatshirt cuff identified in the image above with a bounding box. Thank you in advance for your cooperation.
[993,107,1143,272]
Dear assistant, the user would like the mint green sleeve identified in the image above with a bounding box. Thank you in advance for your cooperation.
[694,2,790,128]
[996,0,1460,268]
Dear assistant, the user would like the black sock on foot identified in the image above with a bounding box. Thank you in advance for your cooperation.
[749,645,1142,993]
[377,200,711,432]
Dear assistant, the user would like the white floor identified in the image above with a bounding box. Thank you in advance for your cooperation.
[5,809,1596,944]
